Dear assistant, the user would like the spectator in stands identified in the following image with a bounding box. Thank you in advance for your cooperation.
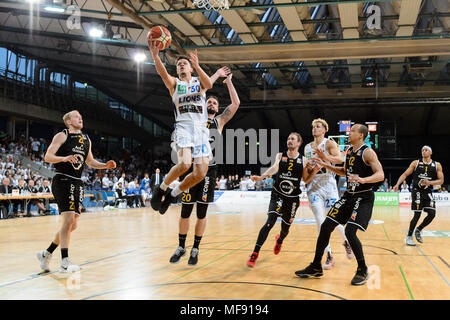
[400,181,409,193]
[31,138,40,158]
[150,168,163,192]
[247,176,256,191]
[219,175,227,190]
[114,182,127,207]
[233,174,240,190]
[382,178,389,192]
[264,176,274,190]
[139,173,151,206]
[226,175,234,190]
[0,177,12,217]
[12,178,27,215]
[93,175,102,189]
[441,187,448,193]
[102,173,110,189]
[255,178,264,191]
[376,185,383,192]
[240,177,248,191]
[26,179,47,217]
[125,181,141,208]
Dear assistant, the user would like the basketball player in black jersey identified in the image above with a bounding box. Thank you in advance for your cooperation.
[393,146,444,246]
[246,133,322,268]
[295,124,384,285]
[36,110,116,273]
[170,73,240,266]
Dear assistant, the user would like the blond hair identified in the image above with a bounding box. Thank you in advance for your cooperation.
[63,110,79,128]
[312,118,329,132]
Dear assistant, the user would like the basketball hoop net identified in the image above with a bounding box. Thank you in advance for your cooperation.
[193,0,229,11]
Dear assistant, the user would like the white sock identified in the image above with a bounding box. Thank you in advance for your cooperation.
[160,182,168,191]
[171,185,182,197]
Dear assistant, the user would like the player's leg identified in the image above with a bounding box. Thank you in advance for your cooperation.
[274,199,299,255]
[160,158,209,214]
[345,192,374,285]
[247,195,280,267]
[151,148,192,211]
[308,192,335,269]
[170,202,194,263]
[188,202,209,266]
[415,207,436,243]
[295,195,351,278]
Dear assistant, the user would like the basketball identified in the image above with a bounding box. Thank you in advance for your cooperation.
[148,26,171,51]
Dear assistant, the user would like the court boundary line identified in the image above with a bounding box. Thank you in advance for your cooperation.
[398,266,414,300]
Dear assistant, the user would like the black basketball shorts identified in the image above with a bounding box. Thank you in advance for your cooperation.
[268,191,300,226]
[411,189,435,211]
[181,166,217,205]
[326,190,375,231]
[51,174,84,214]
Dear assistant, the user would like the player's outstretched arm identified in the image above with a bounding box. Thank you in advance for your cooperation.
[44,132,77,164]
[216,74,240,133]
[189,49,213,90]
[393,160,417,191]
[209,66,231,85]
[302,161,322,184]
[149,40,176,95]
[319,139,344,164]
[85,139,117,170]
[311,157,346,176]
[251,153,281,181]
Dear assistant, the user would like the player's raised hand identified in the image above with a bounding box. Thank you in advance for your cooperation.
[223,73,233,84]
[105,160,117,170]
[393,184,399,192]
[216,66,231,78]
[189,49,200,70]
[250,175,263,182]
[148,39,160,56]
[313,147,328,162]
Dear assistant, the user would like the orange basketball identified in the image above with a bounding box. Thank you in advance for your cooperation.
[148,26,172,50]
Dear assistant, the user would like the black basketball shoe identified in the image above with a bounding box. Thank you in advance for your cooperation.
[295,263,323,278]
[169,246,186,264]
[159,188,174,215]
[351,267,369,286]
[150,185,164,211]
[414,228,423,243]
[188,248,199,266]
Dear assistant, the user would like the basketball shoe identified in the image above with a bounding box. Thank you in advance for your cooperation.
[170,246,186,264]
[37,250,52,272]
[60,258,80,273]
[273,234,282,255]
[246,252,259,268]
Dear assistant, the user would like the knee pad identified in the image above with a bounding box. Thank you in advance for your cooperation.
[196,203,209,219]
[181,203,194,219]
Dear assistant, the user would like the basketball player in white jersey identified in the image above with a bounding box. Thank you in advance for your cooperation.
[148,40,230,214]
[304,119,354,270]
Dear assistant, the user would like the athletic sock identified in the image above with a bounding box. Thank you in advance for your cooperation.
[179,234,187,249]
[193,235,202,249]
[61,248,68,260]
[357,258,367,270]
[160,182,168,191]
[46,242,58,254]
[171,185,183,197]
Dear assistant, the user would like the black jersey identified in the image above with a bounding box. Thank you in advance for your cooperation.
[412,159,438,190]
[345,144,375,193]
[273,151,303,198]
[206,117,220,167]
[54,129,90,179]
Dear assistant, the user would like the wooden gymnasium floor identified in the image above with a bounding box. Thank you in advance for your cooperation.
[0,203,449,300]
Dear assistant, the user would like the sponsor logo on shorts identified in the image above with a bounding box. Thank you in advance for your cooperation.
[351,211,357,220]
[202,194,207,202]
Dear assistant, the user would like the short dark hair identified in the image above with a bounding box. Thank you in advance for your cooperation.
[176,55,191,66]
[357,124,369,140]
[207,95,220,104]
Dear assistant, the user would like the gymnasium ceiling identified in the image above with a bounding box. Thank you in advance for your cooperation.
[0,0,449,135]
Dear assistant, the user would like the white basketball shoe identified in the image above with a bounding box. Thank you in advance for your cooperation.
[37,250,52,272]
[60,257,81,273]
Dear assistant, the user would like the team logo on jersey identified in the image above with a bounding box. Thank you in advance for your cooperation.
[177,84,186,94]
[351,211,357,220]
[281,157,288,162]
[357,150,362,156]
